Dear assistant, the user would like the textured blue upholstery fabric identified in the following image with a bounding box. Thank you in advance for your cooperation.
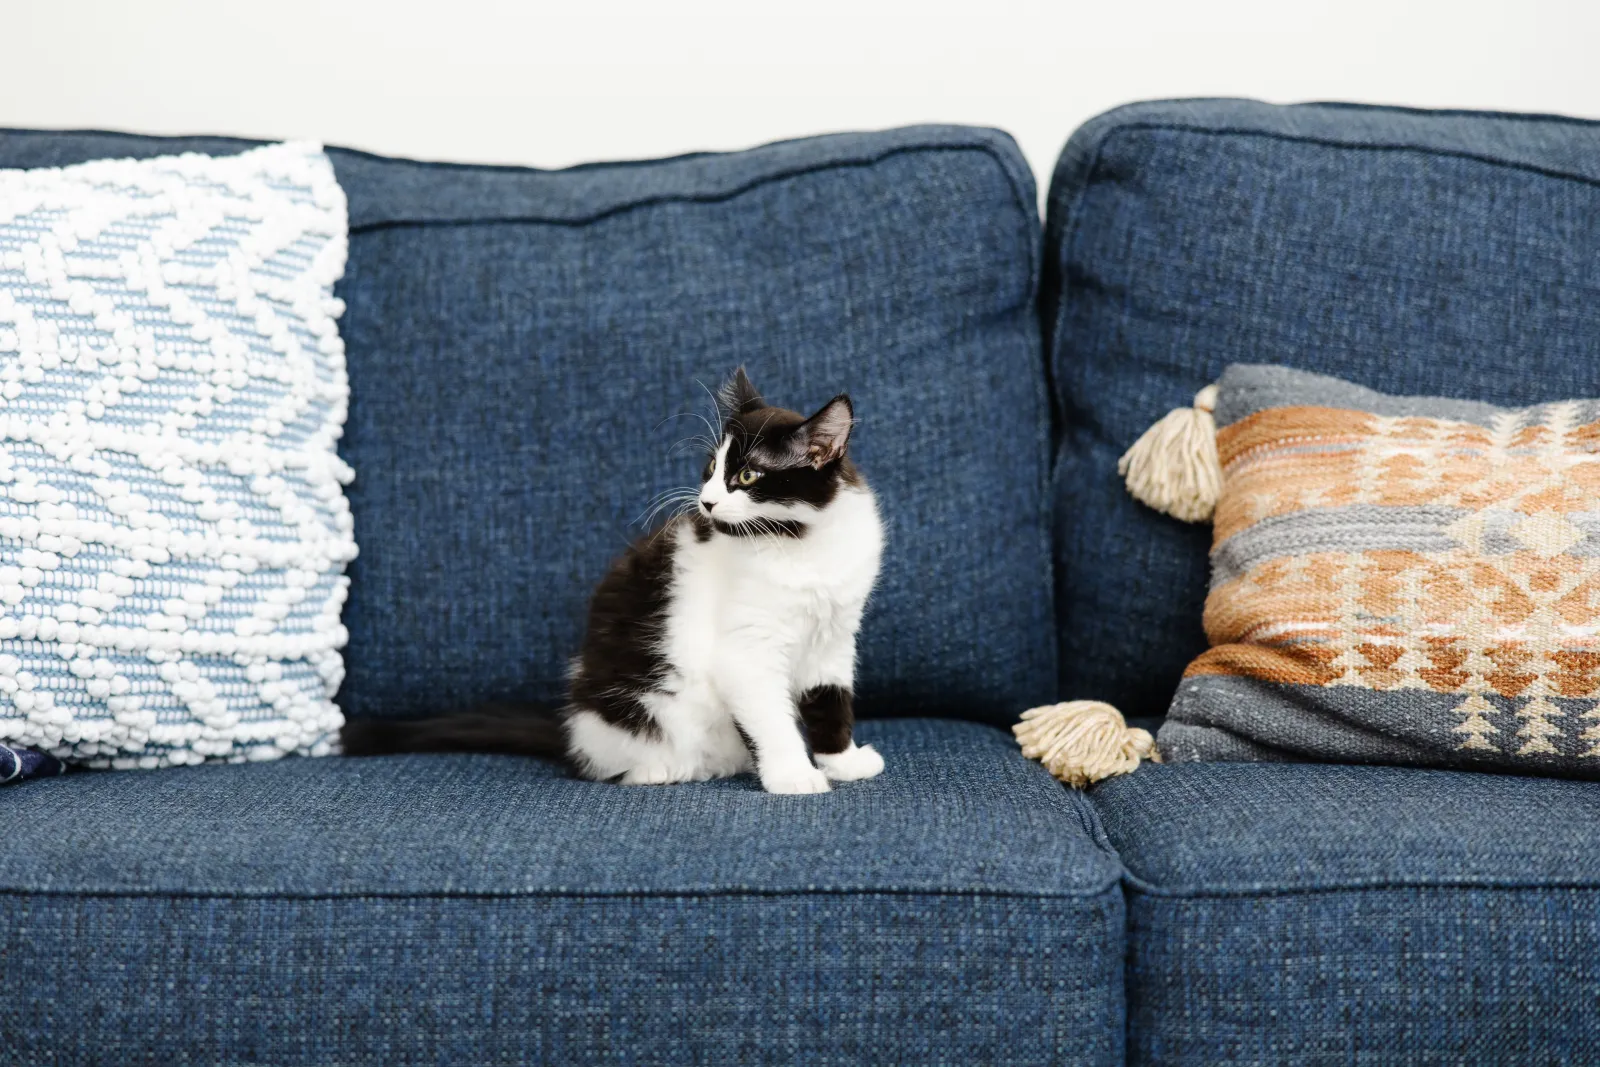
[0,125,1055,728]
[0,719,1125,1065]
[329,129,1054,726]
[1044,100,1600,716]
[1092,761,1600,1064]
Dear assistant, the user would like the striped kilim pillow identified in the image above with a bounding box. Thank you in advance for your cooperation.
[1157,364,1600,777]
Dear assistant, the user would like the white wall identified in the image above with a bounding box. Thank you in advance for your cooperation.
[8,0,1599,185]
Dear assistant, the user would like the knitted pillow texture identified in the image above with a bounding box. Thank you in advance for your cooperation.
[1160,364,1600,778]
[0,141,354,772]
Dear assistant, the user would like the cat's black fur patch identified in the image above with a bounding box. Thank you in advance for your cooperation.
[713,517,806,538]
[799,685,854,755]
[340,701,566,758]
[566,521,676,739]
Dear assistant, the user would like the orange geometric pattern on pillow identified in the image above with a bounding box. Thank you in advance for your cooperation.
[1190,400,1600,758]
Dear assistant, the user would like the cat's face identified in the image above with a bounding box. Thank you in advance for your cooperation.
[697,368,857,533]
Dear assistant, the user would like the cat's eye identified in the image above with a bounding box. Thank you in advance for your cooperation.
[737,468,762,486]
[703,460,715,481]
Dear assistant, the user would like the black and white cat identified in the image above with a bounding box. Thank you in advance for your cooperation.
[342,369,886,794]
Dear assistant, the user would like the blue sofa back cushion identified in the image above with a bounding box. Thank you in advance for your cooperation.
[0,127,1055,726]
[1044,100,1600,716]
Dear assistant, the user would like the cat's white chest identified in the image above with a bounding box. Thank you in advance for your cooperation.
[733,487,880,620]
[667,487,882,677]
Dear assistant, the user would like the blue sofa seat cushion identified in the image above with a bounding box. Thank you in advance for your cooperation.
[0,720,1125,1065]
[1044,99,1600,717]
[1092,761,1600,1063]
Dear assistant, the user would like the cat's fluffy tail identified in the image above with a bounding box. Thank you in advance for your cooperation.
[340,702,568,762]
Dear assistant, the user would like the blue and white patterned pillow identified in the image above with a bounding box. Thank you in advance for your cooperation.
[0,141,355,772]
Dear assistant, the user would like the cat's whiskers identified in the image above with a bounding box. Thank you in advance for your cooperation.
[657,411,719,460]
[633,484,691,523]
[635,486,699,533]
[644,494,698,531]
[696,378,728,426]
[747,514,790,551]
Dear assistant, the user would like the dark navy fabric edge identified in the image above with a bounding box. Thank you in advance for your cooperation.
[0,122,1015,174]
[1301,98,1600,130]
[1119,873,1600,900]
[1055,98,1600,168]
[0,123,1029,181]
[1082,121,1600,192]
[0,125,261,151]
[0,882,1125,902]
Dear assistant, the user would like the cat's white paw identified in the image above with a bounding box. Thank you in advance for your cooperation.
[761,763,832,795]
[620,761,692,785]
[815,743,885,782]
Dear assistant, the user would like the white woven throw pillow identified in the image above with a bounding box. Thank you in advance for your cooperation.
[0,141,355,769]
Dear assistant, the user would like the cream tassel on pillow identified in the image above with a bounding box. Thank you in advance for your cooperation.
[1016,383,1220,785]
[1013,701,1159,788]
[1116,383,1221,522]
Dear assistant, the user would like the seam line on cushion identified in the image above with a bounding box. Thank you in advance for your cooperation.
[1066,782,1128,871]
[1044,121,1120,444]
[0,126,971,175]
[0,126,261,149]
[0,126,714,174]
[330,143,723,174]
[1073,98,1600,137]
[345,141,1039,306]
[0,126,1017,184]
[1118,870,1600,899]
[334,127,1029,182]
[1092,121,1600,193]
[0,882,1124,902]
[1300,99,1600,129]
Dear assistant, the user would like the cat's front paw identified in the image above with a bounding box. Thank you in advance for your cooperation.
[760,763,832,795]
[619,763,688,785]
[815,743,885,782]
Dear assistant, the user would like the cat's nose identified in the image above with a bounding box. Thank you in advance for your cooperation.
[700,500,715,514]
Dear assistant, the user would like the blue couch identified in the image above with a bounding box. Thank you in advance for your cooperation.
[2,100,1598,1064]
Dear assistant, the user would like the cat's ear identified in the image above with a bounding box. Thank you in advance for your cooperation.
[797,395,853,469]
[718,366,764,416]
